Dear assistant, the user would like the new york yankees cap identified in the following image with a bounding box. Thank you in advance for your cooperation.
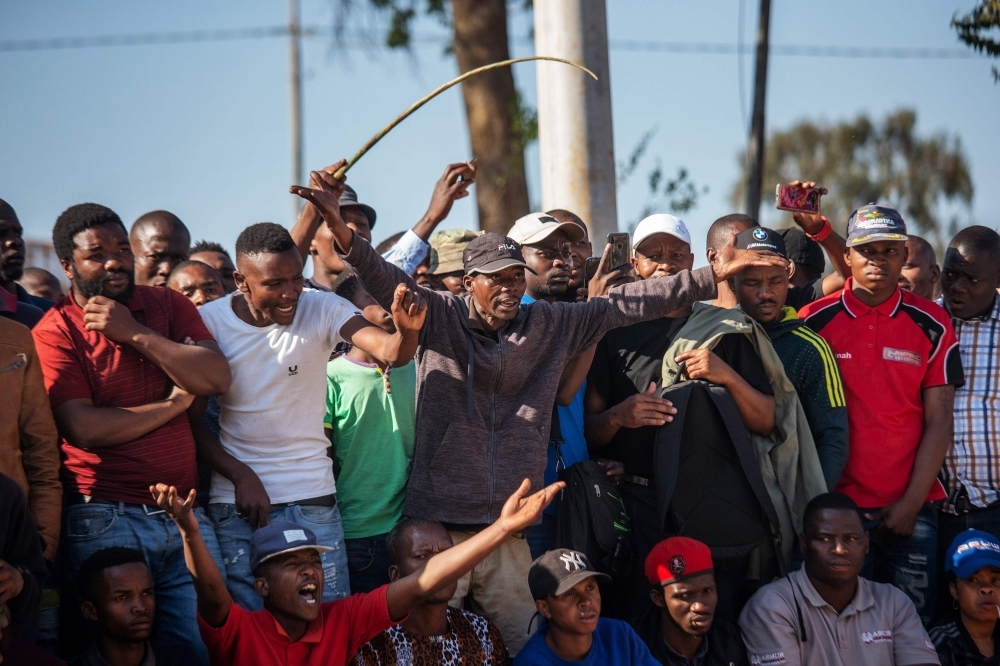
[528,548,611,600]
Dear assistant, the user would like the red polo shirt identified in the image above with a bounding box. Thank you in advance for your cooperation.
[799,279,963,508]
[198,585,395,666]
[32,286,212,505]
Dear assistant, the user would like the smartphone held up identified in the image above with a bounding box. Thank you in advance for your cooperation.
[775,183,823,214]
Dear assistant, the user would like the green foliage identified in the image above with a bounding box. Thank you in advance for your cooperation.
[509,88,539,153]
[730,109,974,249]
[952,0,1000,83]
[617,127,707,229]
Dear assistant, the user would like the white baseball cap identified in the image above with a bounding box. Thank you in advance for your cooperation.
[508,212,586,246]
[632,214,692,255]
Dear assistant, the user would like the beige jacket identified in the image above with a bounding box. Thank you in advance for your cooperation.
[0,316,61,560]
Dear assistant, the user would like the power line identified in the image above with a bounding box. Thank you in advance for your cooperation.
[0,26,982,60]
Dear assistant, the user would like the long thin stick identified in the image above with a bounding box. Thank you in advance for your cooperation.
[333,55,598,179]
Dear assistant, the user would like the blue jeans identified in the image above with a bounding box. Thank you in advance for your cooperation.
[860,504,938,626]
[209,503,350,610]
[345,534,391,593]
[63,502,222,665]
[526,513,557,561]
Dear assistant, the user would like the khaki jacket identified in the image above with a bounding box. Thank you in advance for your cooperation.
[0,316,61,560]
[660,303,827,573]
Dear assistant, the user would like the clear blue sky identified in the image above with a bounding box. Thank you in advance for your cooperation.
[2,0,997,269]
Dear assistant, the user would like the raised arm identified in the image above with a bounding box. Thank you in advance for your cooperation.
[53,387,194,449]
[383,479,562,621]
[289,202,323,263]
[81,296,231,395]
[152,483,233,627]
[290,165,444,314]
[560,240,786,360]
[789,180,849,295]
[409,162,476,241]
[339,285,427,367]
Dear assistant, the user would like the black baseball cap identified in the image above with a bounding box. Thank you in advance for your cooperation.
[735,226,787,258]
[846,204,907,247]
[339,184,378,230]
[528,549,611,600]
[462,232,536,275]
[779,228,824,275]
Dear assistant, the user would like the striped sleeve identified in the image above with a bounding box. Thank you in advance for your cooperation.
[791,327,846,408]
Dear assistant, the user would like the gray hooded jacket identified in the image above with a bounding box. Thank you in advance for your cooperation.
[342,234,718,525]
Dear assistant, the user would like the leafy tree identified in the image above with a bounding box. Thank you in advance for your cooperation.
[730,109,974,251]
[617,127,707,230]
[953,0,1000,83]
[333,0,533,234]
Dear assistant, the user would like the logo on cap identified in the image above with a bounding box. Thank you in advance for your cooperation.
[669,555,686,576]
[284,529,308,543]
[560,551,587,572]
[752,228,768,241]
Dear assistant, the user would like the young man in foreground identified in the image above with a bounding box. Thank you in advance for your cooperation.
[637,537,748,665]
[739,493,940,666]
[150,478,562,666]
[515,549,658,665]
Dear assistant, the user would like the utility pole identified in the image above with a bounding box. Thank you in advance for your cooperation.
[534,0,618,242]
[290,0,303,222]
[744,0,771,221]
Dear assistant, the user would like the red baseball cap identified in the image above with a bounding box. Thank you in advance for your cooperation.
[645,537,714,587]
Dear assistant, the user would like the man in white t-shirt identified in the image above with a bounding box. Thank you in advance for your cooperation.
[196,222,426,609]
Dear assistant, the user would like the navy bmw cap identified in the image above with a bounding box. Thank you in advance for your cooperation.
[735,226,787,258]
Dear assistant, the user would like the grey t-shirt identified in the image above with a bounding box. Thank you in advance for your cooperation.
[738,568,940,666]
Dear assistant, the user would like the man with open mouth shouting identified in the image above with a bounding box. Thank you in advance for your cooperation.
[150,477,563,666]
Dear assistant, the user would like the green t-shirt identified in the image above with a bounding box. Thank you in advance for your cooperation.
[325,357,416,539]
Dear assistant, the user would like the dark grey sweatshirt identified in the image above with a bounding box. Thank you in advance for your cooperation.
[343,235,718,525]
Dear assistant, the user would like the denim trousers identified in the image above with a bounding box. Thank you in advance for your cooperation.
[860,503,938,626]
[345,533,391,594]
[208,503,350,610]
[62,502,222,665]
[935,502,1000,622]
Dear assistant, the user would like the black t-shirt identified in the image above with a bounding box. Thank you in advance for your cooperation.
[785,277,825,311]
[587,315,773,477]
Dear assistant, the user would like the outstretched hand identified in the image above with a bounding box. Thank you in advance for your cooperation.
[498,479,565,535]
[390,283,428,334]
[713,233,788,283]
[150,483,198,532]
[289,161,348,231]
[423,161,477,225]
[586,243,634,300]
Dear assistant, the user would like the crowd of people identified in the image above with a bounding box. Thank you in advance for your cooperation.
[1,158,1000,666]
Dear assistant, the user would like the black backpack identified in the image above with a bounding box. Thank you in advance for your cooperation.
[553,459,635,581]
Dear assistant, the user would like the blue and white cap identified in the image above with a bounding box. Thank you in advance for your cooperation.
[249,520,334,573]
[945,529,1000,579]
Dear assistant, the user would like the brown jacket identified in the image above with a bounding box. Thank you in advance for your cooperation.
[343,234,718,525]
[0,316,61,560]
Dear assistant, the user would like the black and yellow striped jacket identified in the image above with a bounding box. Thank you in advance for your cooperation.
[762,307,849,491]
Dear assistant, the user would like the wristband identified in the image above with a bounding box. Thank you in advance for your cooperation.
[806,217,833,242]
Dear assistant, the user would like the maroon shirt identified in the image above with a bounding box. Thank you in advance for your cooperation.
[33,287,212,505]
